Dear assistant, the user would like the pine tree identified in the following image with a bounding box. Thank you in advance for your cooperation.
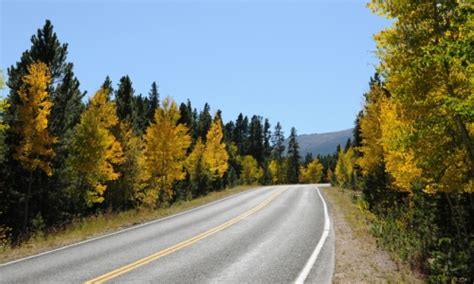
[5,20,84,234]
[178,100,196,143]
[146,81,160,124]
[271,122,285,184]
[263,118,272,159]
[101,76,113,94]
[233,113,249,155]
[197,103,212,142]
[223,121,235,143]
[131,94,148,133]
[248,115,265,165]
[286,127,300,184]
[304,153,313,166]
[115,75,134,122]
[7,20,84,141]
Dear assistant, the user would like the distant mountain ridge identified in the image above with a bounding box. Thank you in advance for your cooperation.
[285,128,353,157]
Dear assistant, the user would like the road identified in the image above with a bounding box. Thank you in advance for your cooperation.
[0,184,334,283]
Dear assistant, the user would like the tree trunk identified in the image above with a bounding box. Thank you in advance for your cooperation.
[22,170,33,235]
[444,192,461,239]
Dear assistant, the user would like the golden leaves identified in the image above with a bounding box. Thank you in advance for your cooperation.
[142,97,191,206]
[68,87,124,206]
[239,155,262,185]
[14,62,56,176]
[364,0,473,194]
[300,160,324,184]
[335,147,355,188]
[203,117,229,179]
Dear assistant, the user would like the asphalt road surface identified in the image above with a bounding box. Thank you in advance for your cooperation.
[0,184,334,283]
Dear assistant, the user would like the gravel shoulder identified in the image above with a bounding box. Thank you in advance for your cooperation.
[321,187,423,283]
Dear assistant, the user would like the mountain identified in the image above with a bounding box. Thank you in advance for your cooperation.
[285,128,353,157]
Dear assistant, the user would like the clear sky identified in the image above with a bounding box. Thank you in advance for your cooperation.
[1,0,389,135]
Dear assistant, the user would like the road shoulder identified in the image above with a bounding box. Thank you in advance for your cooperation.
[321,187,423,283]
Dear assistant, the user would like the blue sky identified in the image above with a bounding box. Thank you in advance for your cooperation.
[1,0,389,135]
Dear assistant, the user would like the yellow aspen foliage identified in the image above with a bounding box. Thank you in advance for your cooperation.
[203,117,229,179]
[143,97,191,207]
[185,138,208,183]
[369,0,473,194]
[357,86,385,175]
[68,88,124,206]
[379,99,421,192]
[268,160,280,184]
[300,160,324,184]
[14,62,56,175]
[335,147,354,188]
[116,122,147,205]
[239,155,263,185]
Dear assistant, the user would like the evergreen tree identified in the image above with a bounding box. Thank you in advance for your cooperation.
[131,94,148,133]
[233,113,249,156]
[344,138,352,152]
[115,75,134,122]
[271,122,285,183]
[353,111,363,150]
[304,153,313,166]
[286,127,300,184]
[178,100,197,143]
[3,20,84,238]
[223,121,235,143]
[248,115,265,165]
[147,81,159,124]
[263,118,272,159]
[101,76,113,94]
[197,103,212,142]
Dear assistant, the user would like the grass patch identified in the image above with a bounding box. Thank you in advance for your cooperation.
[0,185,256,264]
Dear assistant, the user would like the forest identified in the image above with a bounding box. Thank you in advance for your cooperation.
[1,0,472,282]
[0,20,330,248]
[332,1,473,282]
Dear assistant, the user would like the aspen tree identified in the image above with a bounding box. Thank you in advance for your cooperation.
[143,97,191,206]
[14,62,56,231]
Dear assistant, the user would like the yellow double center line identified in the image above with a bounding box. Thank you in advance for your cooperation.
[85,188,286,284]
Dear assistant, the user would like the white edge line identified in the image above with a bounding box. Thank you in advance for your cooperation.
[0,185,271,267]
[294,184,331,284]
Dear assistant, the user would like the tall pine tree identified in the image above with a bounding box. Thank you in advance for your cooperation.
[286,127,300,184]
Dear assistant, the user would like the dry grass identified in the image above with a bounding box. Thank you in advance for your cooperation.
[0,185,255,264]
[322,187,423,283]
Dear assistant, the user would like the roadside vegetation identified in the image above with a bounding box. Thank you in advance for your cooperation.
[323,186,422,283]
[330,1,473,282]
